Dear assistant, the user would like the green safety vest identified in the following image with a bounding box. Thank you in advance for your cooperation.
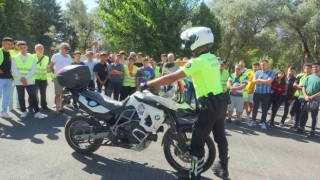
[0,48,19,65]
[34,55,49,80]
[220,69,229,92]
[123,65,138,87]
[13,54,36,81]
[294,73,308,97]
[0,48,3,65]
[154,66,160,78]
[231,73,248,98]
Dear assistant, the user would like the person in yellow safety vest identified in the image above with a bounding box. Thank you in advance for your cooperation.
[120,57,138,100]
[140,27,230,179]
[11,41,47,119]
[291,63,313,129]
[8,40,21,110]
[220,60,229,92]
[27,44,50,111]
[226,64,248,125]
[0,37,14,119]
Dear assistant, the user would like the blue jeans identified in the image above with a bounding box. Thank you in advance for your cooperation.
[0,79,13,112]
[106,81,122,101]
[186,81,195,105]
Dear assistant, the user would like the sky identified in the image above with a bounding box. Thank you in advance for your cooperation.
[57,0,97,11]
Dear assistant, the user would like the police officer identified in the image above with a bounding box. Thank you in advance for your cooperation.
[140,27,229,179]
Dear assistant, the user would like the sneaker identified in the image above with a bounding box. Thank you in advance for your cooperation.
[212,162,229,178]
[308,131,315,138]
[261,123,267,129]
[279,123,285,127]
[268,121,275,127]
[248,120,257,127]
[296,128,304,134]
[285,118,294,124]
[52,104,56,108]
[20,112,28,118]
[9,106,14,111]
[226,118,232,123]
[34,112,48,119]
[1,112,12,119]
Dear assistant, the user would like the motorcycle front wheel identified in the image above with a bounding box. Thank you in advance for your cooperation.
[65,116,103,154]
[163,127,215,174]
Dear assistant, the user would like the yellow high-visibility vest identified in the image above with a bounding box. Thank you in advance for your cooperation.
[13,54,36,81]
[34,54,49,80]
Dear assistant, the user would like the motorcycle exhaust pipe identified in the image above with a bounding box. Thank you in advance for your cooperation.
[74,132,109,140]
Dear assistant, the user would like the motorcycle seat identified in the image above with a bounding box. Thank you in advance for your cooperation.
[81,90,125,111]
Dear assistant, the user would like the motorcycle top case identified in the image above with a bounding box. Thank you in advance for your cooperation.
[57,65,91,89]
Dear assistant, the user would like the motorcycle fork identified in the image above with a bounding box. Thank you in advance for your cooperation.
[167,111,188,152]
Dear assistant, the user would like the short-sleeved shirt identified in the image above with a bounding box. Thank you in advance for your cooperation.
[181,53,222,98]
[51,53,72,77]
[84,60,97,80]
[107,63,124,82]
[93,63,108,81]
[246,71,255,94]
[139,66,155,84]
[302,74,320,103]
[254,70,275,93]
[0,50,13,79]
[163,63,179,74]
[228,74,248,97]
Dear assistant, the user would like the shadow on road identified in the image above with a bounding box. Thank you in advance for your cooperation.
[0,108,76,144]
[71,152,214,180]
[226,122,320,144]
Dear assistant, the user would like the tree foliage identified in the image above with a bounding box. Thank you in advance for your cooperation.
[97,0,199,59]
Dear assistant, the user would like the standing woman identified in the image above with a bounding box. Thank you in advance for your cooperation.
[268,70,286,126]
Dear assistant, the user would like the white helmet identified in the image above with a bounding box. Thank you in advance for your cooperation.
[180,27,214,53]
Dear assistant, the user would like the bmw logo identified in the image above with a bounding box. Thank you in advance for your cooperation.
[88,101,98,107]
[155,115,160,120]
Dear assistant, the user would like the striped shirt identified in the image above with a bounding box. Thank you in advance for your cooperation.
[254,70,275,94]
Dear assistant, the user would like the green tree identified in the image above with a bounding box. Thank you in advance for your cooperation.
[98,0,199,60]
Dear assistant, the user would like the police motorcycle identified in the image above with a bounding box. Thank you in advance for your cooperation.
[57,65,215,174]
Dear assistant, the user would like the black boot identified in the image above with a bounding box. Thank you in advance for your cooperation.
[213,158,229,178]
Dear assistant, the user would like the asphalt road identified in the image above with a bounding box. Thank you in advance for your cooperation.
[0,81,319,180]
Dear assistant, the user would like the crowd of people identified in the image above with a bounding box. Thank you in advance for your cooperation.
[222,59,320,137]
[0,37,319,137]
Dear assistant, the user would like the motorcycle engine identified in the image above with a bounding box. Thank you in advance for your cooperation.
[117,121,148,145]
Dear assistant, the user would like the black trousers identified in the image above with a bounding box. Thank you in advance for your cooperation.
[291,97,302,127]
[88,80,95,91]
[29,80,48,109]
[268,94,285,123]
[106,81,122,101]
[191,94,228,167]
[252,93,270,123]
[120,86,136,100]
[299,106,318,131]
[17,85,39,113]
[280,96,292,123]
[96,80,107,95]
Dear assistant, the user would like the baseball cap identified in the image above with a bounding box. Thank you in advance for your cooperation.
[220,60,227,65]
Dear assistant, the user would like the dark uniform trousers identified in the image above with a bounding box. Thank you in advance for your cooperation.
[191,93,228,167]
[28,79,48,109]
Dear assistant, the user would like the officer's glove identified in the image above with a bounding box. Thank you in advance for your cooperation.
[139,83,149,91]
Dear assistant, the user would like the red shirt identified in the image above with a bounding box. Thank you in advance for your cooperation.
[271,80,286,95]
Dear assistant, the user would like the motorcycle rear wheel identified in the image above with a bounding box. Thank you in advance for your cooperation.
[65,116,103,154]
[163,127,215,175]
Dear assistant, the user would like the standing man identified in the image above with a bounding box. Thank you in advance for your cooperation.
[290,64,312,129]
[11,41,47,119]
[157,53,167,73]
[140,27,229,179]
[251,60,275,129]
[296,62,320,137]
[0,37,14,119]
[106,54,124,100]
[50,43,73,113]
[84,50,97,90]
[94,53,108,94]
[8,40,20,110]
[219,60,229,92]
[29,44,50,111]
[121,57,138,100]
[244,63,260,124]
[226,64,248,124]
[119,51,127,65]
[134,52,143,68]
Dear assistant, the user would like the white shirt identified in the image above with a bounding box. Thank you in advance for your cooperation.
[51,53,72,77]
[84,60,97,80]
[11,53,37,85]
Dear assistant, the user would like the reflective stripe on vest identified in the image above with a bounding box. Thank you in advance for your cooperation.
[123,65,138,87]
[13,55,35,81]
[0,49,3,65]
[34,55,49,80]
[231,73,248,98]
